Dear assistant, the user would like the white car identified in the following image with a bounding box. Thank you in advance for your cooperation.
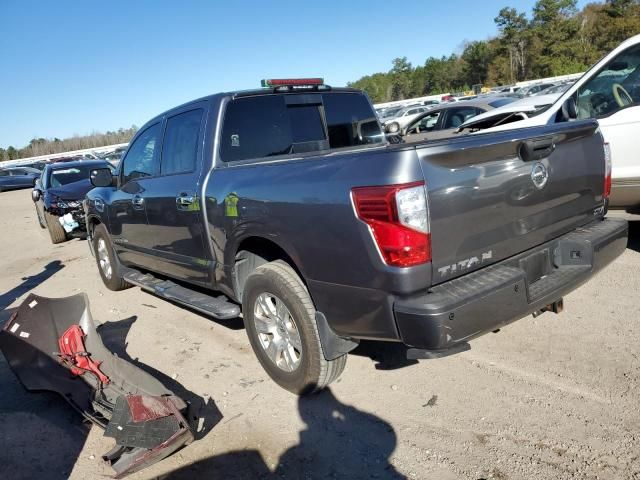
[460,34,640,210]
[382,105,430,133]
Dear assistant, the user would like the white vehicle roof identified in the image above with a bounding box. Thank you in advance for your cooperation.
[458,94,561,129]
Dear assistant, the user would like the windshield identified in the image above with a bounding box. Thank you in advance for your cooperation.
[380,107,402,118]
[49,163,111,187]
[576,43,640,119]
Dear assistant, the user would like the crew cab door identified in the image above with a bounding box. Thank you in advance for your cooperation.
[138,105,211,285]
[574,41,640,208]
[108,122,162,268]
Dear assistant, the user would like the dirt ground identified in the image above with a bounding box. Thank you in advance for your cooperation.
[0,188,639,480]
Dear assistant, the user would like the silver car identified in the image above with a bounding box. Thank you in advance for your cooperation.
[397,97,517,143]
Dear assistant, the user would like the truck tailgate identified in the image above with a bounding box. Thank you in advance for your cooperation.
[416,120,606,285]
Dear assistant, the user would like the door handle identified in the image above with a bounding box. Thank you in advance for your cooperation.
[132,195,144,209]
[519,137,556,161]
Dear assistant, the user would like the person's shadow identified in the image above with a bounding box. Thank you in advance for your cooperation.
[0,260,64,313]
[164,388,404,479]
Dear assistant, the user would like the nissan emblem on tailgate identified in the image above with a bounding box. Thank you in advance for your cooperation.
[531,162,549,190]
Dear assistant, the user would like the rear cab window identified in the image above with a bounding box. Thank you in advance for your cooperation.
[220,92,384,163]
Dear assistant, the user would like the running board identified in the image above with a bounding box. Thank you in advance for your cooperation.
[122,269,240,320]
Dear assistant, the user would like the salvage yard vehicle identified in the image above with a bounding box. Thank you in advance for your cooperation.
[85,78,627,395]
[32,159,113,243]
[382,104,430,132]
[459,34,640,211]
[395,97,517,143]
[0,166,41,191]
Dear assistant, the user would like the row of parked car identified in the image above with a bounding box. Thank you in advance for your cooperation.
[376,34,640,211]
[0,147,126,244]
[374,81,575,141]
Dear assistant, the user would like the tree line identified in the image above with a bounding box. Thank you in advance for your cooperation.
[0,126,138,162]
[349,0,640,103]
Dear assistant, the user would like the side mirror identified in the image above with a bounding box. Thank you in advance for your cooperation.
[31,189,40,202]
[561,96,578,121]
[90,168,115,188]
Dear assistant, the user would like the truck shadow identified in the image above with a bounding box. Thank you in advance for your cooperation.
[627,220,640,253]
[350,341,419,370]
[139,286,245,330]
[97,316,223,440]
[163,388,405,479]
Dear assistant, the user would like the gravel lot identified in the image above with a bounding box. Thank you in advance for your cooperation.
[0,188,639,480]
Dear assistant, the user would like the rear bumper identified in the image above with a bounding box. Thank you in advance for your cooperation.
[394,218,628,351]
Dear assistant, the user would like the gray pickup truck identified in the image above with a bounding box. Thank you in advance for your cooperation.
[85,78,628,394]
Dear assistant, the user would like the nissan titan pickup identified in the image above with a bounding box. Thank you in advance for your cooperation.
[84,78,628,394]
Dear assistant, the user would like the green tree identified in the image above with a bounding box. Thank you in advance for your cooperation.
[461,41,492,86]
[530,0,587,76]
[494,7,530,82]
[389,57,413,100]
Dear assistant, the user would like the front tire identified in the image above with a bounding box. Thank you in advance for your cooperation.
[44,211,67,244]
[35,206,46,229]
[93,223,130,291]
[242,260,347,395]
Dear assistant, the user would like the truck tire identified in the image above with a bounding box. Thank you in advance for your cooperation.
[242,260,347,395]
[93,223,130,291]
[44,211,67,244]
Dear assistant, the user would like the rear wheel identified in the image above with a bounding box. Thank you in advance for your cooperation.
[93,223,130,291]
[44,211,67,244]
[242,260,347,395]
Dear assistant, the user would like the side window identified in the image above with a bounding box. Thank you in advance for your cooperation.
[221,96,292,162]
[0,170,8,177]
[443,107,479,129]
[322,93,383,148]
[121,123,161,184]
[407,111,441,134]
[577,44,640,119]
[161,109,203,175]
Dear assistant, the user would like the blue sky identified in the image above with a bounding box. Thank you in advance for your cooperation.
[0,0,589,148]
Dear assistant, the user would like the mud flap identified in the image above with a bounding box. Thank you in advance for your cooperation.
[0,293,194,478]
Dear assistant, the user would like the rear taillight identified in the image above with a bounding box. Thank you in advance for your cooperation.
[604,142,612,200]
[352,181,431,267]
